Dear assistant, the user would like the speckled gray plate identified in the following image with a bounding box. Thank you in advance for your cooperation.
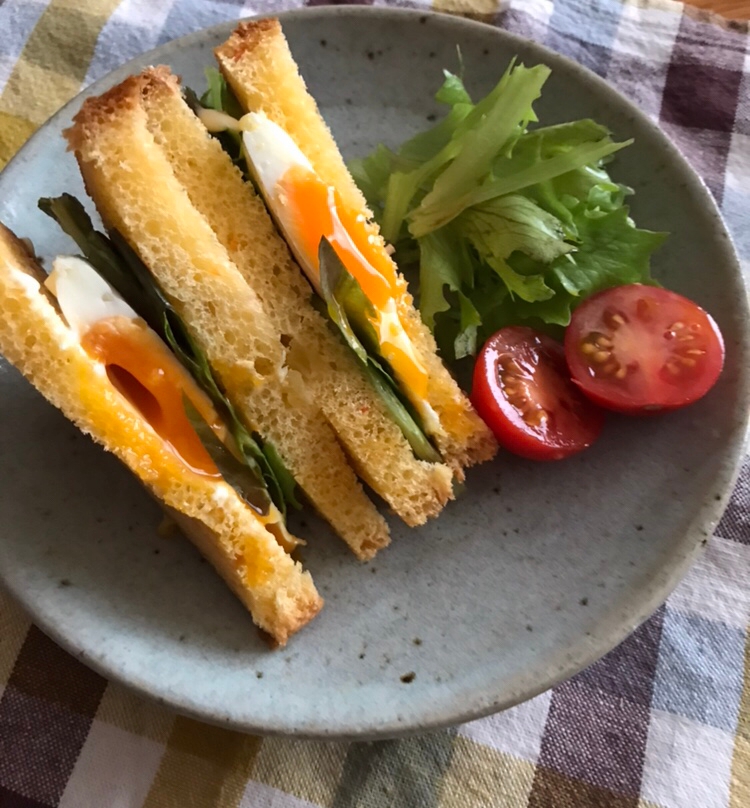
[0,7,748,739]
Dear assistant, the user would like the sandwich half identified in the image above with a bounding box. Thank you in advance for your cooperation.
[214,19,497,476]
[0,223,321,645]
[64,74,392,560]
[131,66,456,527]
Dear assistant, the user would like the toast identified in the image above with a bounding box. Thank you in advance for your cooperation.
[65,74,390,560]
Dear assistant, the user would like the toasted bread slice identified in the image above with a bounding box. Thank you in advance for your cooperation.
[136,66,454,528]
[65,74,390,561]
[0,224,321,645]
[215,19,498,476]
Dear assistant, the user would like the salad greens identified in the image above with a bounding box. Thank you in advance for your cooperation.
[350,61,668,362]
[38,194,300,516]
[318,239,441,464]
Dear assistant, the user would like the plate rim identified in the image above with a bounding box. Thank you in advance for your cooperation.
[1,5,748,739]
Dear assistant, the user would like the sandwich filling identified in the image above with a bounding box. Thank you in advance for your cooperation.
[48,256,222,477]
[239,113,442,439]
[43,252,298,550]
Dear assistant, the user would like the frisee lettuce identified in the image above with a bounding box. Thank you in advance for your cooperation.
[350,62,667,360]
[38,194,299,516]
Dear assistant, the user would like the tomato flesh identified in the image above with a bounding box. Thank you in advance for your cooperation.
[471,326,605,461]
[565,285,724,414]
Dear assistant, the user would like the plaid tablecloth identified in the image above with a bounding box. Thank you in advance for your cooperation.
[1,0,749,806]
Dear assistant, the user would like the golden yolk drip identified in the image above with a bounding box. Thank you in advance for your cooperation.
[279,166,429,402]
[81,316,221,478]
[279,166,397,308]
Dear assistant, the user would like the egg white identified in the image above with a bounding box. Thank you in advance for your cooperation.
[46,255,138,339]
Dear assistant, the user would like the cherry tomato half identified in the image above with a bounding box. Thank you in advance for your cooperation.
[471,326,606,461]
[565,285,725,414]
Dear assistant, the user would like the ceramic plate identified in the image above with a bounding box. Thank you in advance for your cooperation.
[0,7,747,739]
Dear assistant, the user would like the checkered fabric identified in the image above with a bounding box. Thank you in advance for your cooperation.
[0,0,748,806]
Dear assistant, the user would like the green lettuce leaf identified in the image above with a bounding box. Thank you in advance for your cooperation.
[454,291,482,360]
[418,228,465,329]
[318,239,441,464]
[550,204,667,298]
[188,68,248,177]
[434,69,472,106]
[200,67,243,119]
[182,396,272,516]
[411,133,629,238]
[417,225,481,360]
[408,62,551,238]
[349,69,473,243]
[261,441,302,512]
[459,194,573,265]
[349,143,398,222]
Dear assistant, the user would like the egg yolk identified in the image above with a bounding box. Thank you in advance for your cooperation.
[81,316,221,478]
[279,165,429,400]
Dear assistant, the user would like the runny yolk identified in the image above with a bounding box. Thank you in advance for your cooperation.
[279,165,397,309]
[81,316,221,478]
[279,166,429,401]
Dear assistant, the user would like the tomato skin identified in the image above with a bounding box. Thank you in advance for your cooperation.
[471,326,605,461]
[565,285,725,415]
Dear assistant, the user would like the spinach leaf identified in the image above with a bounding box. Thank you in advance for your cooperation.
[182,396,271,515]
[318,239,442,464]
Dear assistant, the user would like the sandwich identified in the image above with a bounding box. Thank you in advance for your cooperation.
[115,67,457,529]
[63,75,393,561]
[212,19,497,474]
[0,222,321,645]
[0,19,498,642]
[62,65,487,534]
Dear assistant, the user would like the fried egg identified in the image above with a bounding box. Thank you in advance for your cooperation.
[240,112,442,438]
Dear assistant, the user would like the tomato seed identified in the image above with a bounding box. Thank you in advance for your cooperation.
[523,406,548,427]
[593,350,610,363]
[604,310,626,329]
